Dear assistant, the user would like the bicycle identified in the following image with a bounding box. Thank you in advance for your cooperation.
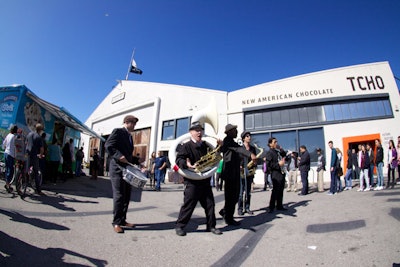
[15,160,42,197]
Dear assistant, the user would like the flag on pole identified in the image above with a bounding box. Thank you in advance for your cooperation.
[130,58,143,75]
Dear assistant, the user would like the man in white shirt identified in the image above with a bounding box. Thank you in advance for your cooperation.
[2,125,18,193]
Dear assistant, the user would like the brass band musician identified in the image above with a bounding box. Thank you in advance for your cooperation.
[174,122,222,236]
[238,131,257,216]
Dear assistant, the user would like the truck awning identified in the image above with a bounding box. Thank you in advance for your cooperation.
[25,90,105,142]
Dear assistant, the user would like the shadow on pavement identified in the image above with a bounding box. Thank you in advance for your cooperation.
[0,231,107,266]
[0,209,69,231]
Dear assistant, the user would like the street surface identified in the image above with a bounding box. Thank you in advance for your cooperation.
[1,175,399,266]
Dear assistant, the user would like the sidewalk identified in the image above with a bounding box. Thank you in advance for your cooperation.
[0,176,399,266]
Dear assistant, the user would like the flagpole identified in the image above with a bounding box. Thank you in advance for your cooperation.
[125,48,136,80]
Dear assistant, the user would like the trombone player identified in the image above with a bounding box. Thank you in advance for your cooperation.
[238,131,257,216]
[175,122,222,236]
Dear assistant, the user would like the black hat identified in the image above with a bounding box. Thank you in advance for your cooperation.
[224,123,237,134]
[189,121,204,131]
[241,131,251,139]
[123,115,139,123]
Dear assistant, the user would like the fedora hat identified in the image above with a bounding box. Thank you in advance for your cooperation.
[224,123,237,134]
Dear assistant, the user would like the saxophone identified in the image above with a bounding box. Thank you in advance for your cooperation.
[194,145,222,173]
[246,144,264,176]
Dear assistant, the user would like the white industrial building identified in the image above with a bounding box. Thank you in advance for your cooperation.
[83,61,400,184]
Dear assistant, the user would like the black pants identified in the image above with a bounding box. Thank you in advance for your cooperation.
[269,173,285,210]
[238,176,253,211]
[110,171,132,226]
[223,176,240,222]
[300,170,309,195]
[176,179,216,229]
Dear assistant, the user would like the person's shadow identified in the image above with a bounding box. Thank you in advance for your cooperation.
[0,231,107,266]
[0,208,69,231]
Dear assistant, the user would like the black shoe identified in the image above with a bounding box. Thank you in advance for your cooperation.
[4,185,13,193]
[245,209,254,215]
[238,210,244,216]
[207,227,222,235]
[219,209,225,218]
[175,227,186,236]
[277,207,287,211]
[226,219,240,226]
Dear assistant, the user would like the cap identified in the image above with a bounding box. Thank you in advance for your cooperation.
[241,131,251,139]
[224,123,237,134]
[123,115,139,123]
[189,121,204,131]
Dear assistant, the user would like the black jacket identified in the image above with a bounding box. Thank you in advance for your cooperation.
[376,146,384,164]
[105,127,134,174]
[298,150,311,172]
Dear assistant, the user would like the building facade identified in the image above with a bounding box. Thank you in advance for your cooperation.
[84,61,400,184]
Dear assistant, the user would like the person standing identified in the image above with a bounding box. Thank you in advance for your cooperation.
[374,139,384,190]
[366,143,375,187]
[336,148,343,192]
[154,151,167,191]
[2,125,18,193]
[265,137,286,212]
[298,145,310,196]
[174,122,222,236]
[75,147,84,177]
[148,151,156,189]
[286,151,298,193]
[47,138,61,183]
[219,124,256,225]
[327,141,338,195]
[316,148,326,192]
[215,159,224,191]
[26,123,45,195]
[343,149,353,190]
[105,115,138,234]
[351,148,359,182]
[386,139,397,189]
[40,132,48,183]
[357,144,371,191]
[237,131,257,216]
[91,149,99,180]
[62,140,73,180]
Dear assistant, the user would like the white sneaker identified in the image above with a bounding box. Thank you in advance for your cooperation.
[357,188,363,192]
[343,187,348,191]
[364,187,371,191]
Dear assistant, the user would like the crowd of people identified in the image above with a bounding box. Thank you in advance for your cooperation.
[1,123,96,196]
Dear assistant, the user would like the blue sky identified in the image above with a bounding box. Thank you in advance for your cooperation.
[1,0,399,122]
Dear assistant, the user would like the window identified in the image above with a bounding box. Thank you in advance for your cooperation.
[161,117,191,140]
[245,96,392,131]
[252,127,325,165]
[162,120,175,140]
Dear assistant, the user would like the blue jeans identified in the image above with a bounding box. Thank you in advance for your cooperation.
[155,169,165,190]
[329,169,337,193]
[376,162,384,187]
[75,160,82,176]
[300,170,309,195]
[369,164,374,186]
[4,153,15,184]
[344,168,353,188]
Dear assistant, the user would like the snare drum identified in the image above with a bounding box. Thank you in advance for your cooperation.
[123,165,148,189]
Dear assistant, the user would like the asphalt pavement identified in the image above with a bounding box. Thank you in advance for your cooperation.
[0,173,399,267]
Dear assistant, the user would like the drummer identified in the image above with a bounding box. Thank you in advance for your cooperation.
[174,122,222,236]
[105,115,138,234]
